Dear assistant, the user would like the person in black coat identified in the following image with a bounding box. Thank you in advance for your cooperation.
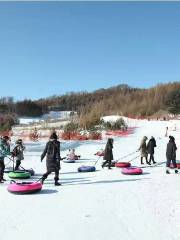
[102,138,114,169]
[41,132,61,186]
[147,136,157,164]
[166,136,178,174]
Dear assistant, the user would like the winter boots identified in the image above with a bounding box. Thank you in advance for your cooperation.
[54,178,61,186]
[141,157,151,165]
[41,175,46,184]
[41,175,61,186]
[166,168,178,174]
[55,181,61,186]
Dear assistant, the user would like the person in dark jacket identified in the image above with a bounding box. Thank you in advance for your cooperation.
[166,136,178,174]
[102,138,114,169]
[41,132,61,186]
[147,136,157,164]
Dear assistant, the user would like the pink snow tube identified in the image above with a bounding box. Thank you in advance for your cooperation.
[8,181,42,194]
[170,163,180,169]
[115,162,131,168]
[121,167,143,175]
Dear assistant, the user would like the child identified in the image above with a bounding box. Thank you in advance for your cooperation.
[12,139,25,171]
[67,149,81,160]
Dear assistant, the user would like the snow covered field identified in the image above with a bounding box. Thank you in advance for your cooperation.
[1,119,180,240]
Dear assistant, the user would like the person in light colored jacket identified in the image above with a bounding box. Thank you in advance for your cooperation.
[12,139,25,170]
[138,136,150,165]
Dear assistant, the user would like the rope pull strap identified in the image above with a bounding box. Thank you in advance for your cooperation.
[117,151,138,162]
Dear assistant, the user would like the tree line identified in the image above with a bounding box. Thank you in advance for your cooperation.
[0,82,179,130]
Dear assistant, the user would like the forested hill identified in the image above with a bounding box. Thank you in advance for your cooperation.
[36,82,180,117]
[0,82,180,118]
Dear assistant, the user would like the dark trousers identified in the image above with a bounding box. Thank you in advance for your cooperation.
[166,159,177,168]
[42,169,59,181]
[102,160,112,169]
[149,154,155,163]
[15,160,21,170]
[141,157,148,164]
[0,159,5,181]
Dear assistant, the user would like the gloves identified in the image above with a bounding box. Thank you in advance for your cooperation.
[40,157,43,162]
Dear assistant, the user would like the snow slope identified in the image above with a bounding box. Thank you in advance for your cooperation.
[1,119,180,240]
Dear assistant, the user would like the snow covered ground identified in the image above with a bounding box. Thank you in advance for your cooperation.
[19,111,73,124]
[1,119,180,240]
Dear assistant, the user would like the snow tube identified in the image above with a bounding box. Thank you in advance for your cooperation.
[115,162,131,168]
[25,168,35,176]
[8,171,31,179]
[78,166,96,172]
[63,159,75,163]
[170,163,180,169]
[4,167,14,173]
[4,168,35,176]
[121,167,143,175]
[8,181,42,194]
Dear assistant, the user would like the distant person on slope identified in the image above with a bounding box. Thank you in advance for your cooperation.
[166,136,178,174]
[147,136,157,164]
[40,132,61,186]
[165,126,168,137]
[12,139,25,170]
[102,138,114,169]
[0,136,11,183]
[138,136,149,165]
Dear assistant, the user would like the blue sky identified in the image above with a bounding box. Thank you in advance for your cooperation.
[0,2,180,100]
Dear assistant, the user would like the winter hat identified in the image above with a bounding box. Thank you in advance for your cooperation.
[16,139,22,144]
[3,136,9,141]
[143,136,148,140]
[50,132,58,140]
[169,135,175,141]
[108,138,114,143]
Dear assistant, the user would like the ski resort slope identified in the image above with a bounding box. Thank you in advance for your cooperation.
[1,120,180,240]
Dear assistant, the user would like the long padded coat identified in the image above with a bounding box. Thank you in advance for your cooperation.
[41,140,61,172]
[166,140,177,160]
[147,138,156,155]
[103,141,113,161]
[139,137,148,158]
